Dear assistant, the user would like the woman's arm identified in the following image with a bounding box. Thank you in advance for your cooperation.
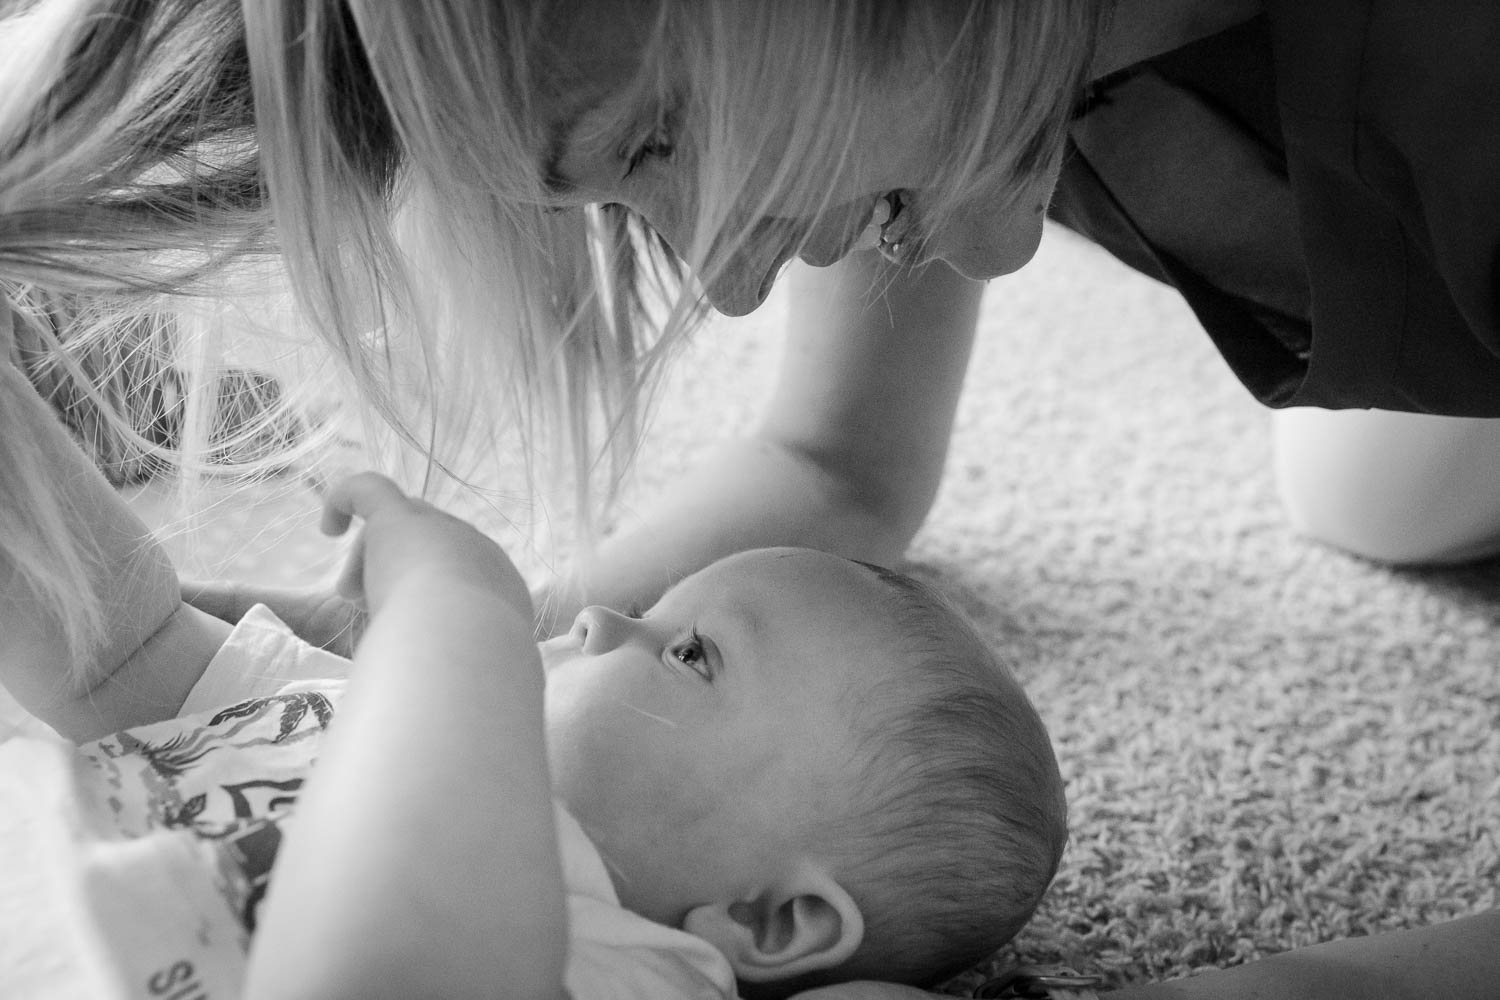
[1112,909,1500,1000]
[0,356,229,741]
[245,473,567,1000]
[793,910,1500,1000]
[537,252,984,633]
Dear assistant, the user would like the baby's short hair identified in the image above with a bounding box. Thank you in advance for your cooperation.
[817,563,1068,990]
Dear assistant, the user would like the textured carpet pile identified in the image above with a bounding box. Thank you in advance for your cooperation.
[8,224,1494,991]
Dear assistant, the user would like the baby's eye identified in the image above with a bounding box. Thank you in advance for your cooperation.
[666,633,711,680]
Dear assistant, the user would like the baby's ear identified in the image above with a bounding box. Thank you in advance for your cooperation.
[682,862,864,983]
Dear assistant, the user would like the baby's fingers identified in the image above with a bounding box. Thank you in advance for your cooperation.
[321,472,411,536]
[333,532,369,608]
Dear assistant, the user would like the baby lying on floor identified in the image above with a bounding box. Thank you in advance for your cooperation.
[0,359,1066,1000]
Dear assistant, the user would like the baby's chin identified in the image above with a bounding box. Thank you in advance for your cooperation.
[571,818,698,930]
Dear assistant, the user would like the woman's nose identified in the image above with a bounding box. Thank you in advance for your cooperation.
[574,605,633,654]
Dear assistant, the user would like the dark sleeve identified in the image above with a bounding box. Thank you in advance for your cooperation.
[1048,19,1316,408]
[1051,6,1500,415]
[1269,0,1500,413]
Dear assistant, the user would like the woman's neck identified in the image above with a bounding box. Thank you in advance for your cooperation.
[1092,0,1265,77]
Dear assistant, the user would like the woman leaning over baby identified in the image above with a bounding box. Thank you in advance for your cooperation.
[1,1,1496,998]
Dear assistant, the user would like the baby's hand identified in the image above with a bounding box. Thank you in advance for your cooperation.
[321,472,531,620]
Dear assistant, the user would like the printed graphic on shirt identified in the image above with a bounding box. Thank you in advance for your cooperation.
[80,689,335,934]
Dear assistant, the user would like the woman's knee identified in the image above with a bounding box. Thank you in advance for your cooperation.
[1272,407,1500,566]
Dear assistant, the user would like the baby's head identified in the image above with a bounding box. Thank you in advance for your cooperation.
[541,547,1066,994]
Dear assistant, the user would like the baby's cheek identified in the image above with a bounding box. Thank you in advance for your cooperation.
[542,692,599,795]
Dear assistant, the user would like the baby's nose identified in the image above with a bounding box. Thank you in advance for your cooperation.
[575,605,632,653]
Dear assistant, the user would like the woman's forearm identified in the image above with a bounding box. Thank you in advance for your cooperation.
[538,257,984,634]
[790,911,1500,1000]
[0,357,209,740]
[536,433,917,634]
[1112,910,1500,1000]
[247,578,566,1000]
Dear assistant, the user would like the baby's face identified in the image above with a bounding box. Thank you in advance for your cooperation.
[539,547,903,926]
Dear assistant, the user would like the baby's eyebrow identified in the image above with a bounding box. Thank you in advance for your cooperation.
[712,604,767,673]
[734,605,767,646]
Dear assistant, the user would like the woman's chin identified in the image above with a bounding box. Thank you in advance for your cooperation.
[939,220,1045,280]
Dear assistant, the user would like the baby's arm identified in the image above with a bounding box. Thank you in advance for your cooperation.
[0,355,229,741]
[245,473,567,1000]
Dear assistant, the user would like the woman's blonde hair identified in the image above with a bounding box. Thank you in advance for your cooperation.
[0,0,1101,679]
